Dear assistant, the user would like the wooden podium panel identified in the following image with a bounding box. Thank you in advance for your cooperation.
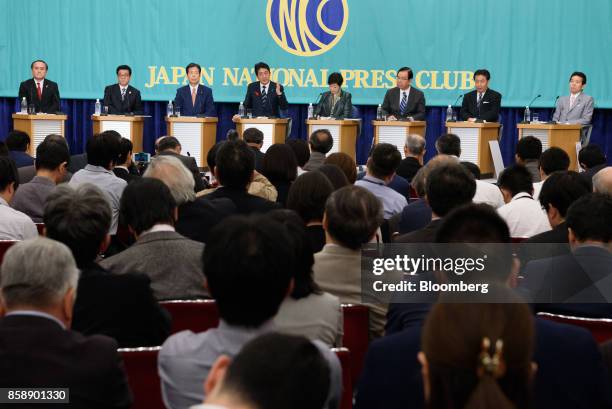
[446,121,501,175]
[166,116,218,168]
[517,123,582,170]
[12,113,68,157]
[372,120,426,158]
[306,119,361,162]
[92,115,145,153]
[233,118,289,153]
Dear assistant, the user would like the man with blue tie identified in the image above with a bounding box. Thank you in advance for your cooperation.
[460,69,502,122]
[174,63,216,117]
[241,62,288,118]
[380,67,426,121]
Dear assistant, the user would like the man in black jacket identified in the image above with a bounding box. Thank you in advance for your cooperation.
[18,59,61,113]
[381,67,426,121]
[103,64,143,115]
[460,69,502,122]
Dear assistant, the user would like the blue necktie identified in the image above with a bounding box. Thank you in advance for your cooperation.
[399,92,407,115]
[261,86,268,109]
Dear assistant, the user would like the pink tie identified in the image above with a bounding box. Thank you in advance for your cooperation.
[191,88,196,106]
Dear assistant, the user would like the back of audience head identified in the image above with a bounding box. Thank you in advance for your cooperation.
[317,164,349,190]
[309,129,333,155]
[324,152,356,184]
[539,147,570,178]
[0,237,79,326]
[435,133,461,157]
[565,193,612,246]
[204,333,330,409]
[120,178,177,237]
[515,136,542,163]
[405,133,426,161]
[0,157,19,200]
[324,185,383,250]
[426,162,476,217]
[225,129,240,142]
[578,144,606,170]
[461,161,481,180]
[5,130,30,152]
[143,155,195,205]
[206,142,225,173]
[593,167,612,196]
[287,171,334,224]
[214,140,254,190]
[87,130,122,169]
[260,143,297,183]
[539,171,590,226]
[203,215,294,328]
[35,139,70,181]
[242,128,264,148]
[498,164,533,201]
[44,184,111,267]
[367,143,402,180]
[156,136,181,154]
[43,133,69,149]
[411,155,458,198]
[286,138,310,168]
[117,138,133,167]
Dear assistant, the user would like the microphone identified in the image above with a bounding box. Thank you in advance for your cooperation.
[452,94,464,108]
[527,94,541,108]
[548,95,560,124]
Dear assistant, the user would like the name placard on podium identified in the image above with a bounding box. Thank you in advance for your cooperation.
[233,118,289,153]
[306,119,361,162]
[372,120,426,158]
[446,121,501,175]
[517,123,582,170]
[165,116,218,168]
[12,113,68,157]
[92,115,145,153]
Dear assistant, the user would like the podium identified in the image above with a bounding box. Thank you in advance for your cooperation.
[166,116,218,168]
[306,119,361,162]
[446,122,501,175]
[12,113,68,157]
[92,115,145,153]
[372,120,426,158]
[517,123,582,170]
[233,118,289,153]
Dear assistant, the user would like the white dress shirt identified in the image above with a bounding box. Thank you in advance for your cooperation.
[497,192,551,238]
[398,87,411,109]
[473,180,505,208]
[0,197,38,240]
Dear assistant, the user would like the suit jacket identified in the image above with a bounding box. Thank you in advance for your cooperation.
[174,84,216,117]
[176,196,236,243]
[389,198,432,235]
[72,262,171,347]
[18,78,61,113]
[157,150,206,192]
[394,218,442,243]
[314,90,353,119]
[112,167,141,184]
[103,84,143,115]
[204,186,280,214]
[519,222,571,270]
[355,318,612,409]
[10,176,56,223]
[243,81,288,117]
[553,93,594,125]
[460,88,502,122]
[303,151,326,171]
[250,146,265,172]
[381,87,426,120]
[9,150,34,168]
[68,153,88,174]
[396,156,421,183]
[0,314,132,409]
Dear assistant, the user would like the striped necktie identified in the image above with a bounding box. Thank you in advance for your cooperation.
[399,91,407,115]
[121,87,126,101]
[261,85,268,108]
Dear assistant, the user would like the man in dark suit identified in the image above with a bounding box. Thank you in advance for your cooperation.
[113,138,140,183]
[381,67,426,121]
[155,136,206,192]
[241,62,288,118]
[243,127,265,172]
[103,64,143,115]
[18,59,61,113]
[578,144,607,187]
[0,237,132,409]
[396,133,425,182]
[173,62,216,117]
[460,69,502,122]
[5,130,34,167]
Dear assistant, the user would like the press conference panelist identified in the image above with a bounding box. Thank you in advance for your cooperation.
[460,69,502,122]
[380,66,426,121]
[241,61,288,118]
[103,64,143,115]
[313,72,353,119]
[173,62,216,117]
[18,59,61,113]
[552,71,594,125]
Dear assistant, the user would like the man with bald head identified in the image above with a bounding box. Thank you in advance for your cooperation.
[593,167,612,196]
[303,129,333,171]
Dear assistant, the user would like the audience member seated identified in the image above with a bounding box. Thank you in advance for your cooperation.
[0,157,37,240]
[357,145,411,201]
[69,131,126,235]
[0,238,132,408]
[395,160,475,243]
[286,138,311,175]
[497,164,551,237]
[313,185,387,338]
[100,178,207,300]
[144,155,235,244]
[0,140,8,156]
[158,214,341,409]
[270,209,343,347]
[156,135,206,192]
[112,137,140,183]
[242,127,265,172]
[317,164,349,190]
[355,143,407,219]
[579,144,607,186]
[304,129,333,171]
[43,183,170,347]
[204,140,280,214]
[194,333,331,409]
[522,193,612,318]
[593,166,612,196]
[461,160,481,180]
[515,135,543,182]
[533,147,570,199]
[396,133,425,183]
[260,143,297,206]
[389,165,432,236]
[11,139,70,222]
[17,134,71,184]
[287,171,334,253]
[225,129,240,142]
[324,152,357,184]
[5,130,34,168]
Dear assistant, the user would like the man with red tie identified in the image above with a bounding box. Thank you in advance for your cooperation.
[173,62,216,117]
[18,60,61,113]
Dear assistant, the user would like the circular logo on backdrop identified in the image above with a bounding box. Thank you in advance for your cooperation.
[266,0,349,57]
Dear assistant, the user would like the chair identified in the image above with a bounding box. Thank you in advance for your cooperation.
[332,347,353,409]
[341,304,369,386]
[119,347,165,409]
[160,299,220,334]
[581,124,593,147]
[537,312,612,343]
[35,223,45,235]
[0,240,18,264]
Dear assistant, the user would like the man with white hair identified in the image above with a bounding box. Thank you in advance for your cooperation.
[154,135,206,192]
[396,133,425,183]
[0,237,132,408]
[593,167,612,196]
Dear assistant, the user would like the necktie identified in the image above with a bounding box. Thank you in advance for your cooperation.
[399,92,407,115]
[36,82,42,100]
[477,93,483,116]
[191,87,197,106]
[121,87,126,101]
[261,85,268,108]
[569,95,576,110]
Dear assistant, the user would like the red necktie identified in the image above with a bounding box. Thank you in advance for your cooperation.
[36,82,42,100]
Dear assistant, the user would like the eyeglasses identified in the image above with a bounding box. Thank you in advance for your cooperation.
[396,77,409,81]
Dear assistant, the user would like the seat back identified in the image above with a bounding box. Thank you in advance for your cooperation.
[35,223,45,235]
[0,241,18,264]
[538,312,612,343]
[332,347,353,409]
[119,347,165,409]
[341,304,369,386]
[160,299,220,334]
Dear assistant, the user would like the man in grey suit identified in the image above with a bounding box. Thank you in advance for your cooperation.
[100,178,207,300]
[553,72,594,125]
[313,72,353,119]
[303,129,334,171]
[381,67,426,121]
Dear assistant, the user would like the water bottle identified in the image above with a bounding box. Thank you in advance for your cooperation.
[307,103,314,119]
[238,102,245,118]
[446,105,453,122]
[20,97,27,114]
[167,100,173,117]
[376,104,383,120]
[94,99,101,115]
[524,106,531,123]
